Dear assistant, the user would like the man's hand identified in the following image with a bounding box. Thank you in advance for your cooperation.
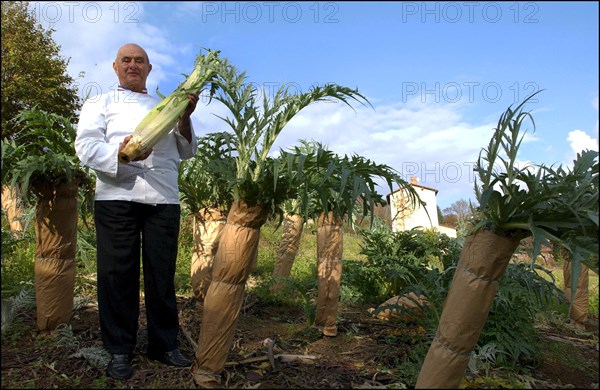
[182,93,199,119]
[178,93,199,143]
[120,135,152,161]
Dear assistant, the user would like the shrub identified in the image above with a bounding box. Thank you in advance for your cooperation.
[343,225,461,304]
[479,262,566,367]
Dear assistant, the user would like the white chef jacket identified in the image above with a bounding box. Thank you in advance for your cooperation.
[75,88,197,205]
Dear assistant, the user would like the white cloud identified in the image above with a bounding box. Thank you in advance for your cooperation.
[564,96,599,164]
[567,129,599,154]
[258,97,497,208]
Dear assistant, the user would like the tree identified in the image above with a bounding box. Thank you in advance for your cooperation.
[1,1,80,140]
[441,213,457,228]
[436,205,444,225]
[442,198,472,224]
[442,198,478,236]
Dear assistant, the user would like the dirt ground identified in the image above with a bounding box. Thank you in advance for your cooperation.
[1,293,599,389]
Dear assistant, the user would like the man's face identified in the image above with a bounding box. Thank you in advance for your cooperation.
[113,44,152,92]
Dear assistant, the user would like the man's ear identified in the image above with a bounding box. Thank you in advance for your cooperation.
[112,61,117,74]
[148,63,153,74]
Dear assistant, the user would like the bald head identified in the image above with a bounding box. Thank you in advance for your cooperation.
[113,43,152,92]
[116,43,150,63]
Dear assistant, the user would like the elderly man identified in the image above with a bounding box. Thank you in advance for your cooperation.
[75,43,198,380]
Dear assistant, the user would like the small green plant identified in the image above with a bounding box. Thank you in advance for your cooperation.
[69,347,112,371]
[90,376,110,388]
[54,324,112,370]
[55,324,80,353]
[174,211,194,295]
[74,224,97,276]
[1,287,35,337]
[255,273,318,327]
[394,340,431,385]
[285,278,318,326]
[0,229,36,295]
[479,262,566,368]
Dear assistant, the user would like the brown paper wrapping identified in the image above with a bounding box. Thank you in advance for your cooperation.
[192,200,268,385]
[34,181,78,332]
[2,185,25,232]
[563,257,589,326]
[416,229,520,389]
[271,213,304,293]
[191,207,226,302]
[34,258,77,332]
[314,212,343,337]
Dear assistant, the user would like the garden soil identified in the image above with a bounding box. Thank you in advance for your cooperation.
[1,292,598,389]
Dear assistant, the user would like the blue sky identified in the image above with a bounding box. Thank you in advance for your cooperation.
[32,1,599,210]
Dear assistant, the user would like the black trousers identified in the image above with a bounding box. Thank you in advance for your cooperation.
[94,201,181,355]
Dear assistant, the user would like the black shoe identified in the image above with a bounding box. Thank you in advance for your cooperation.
[148,348,192,367]
[106,354,132,380]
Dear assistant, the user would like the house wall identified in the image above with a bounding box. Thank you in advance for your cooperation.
[389,180,456,238]
[437,225,457,238]
[390,186,438,232]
